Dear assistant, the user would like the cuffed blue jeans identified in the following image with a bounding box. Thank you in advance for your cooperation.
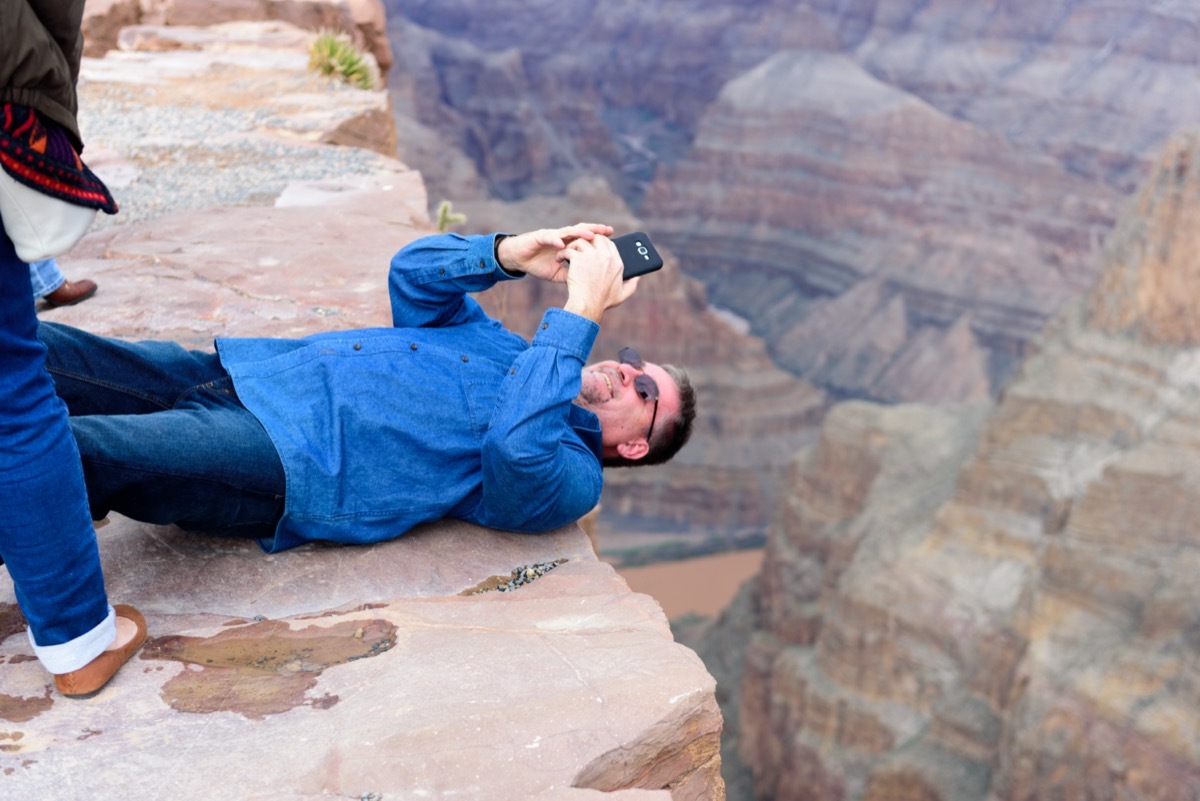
[28,258,65,299]
[38,322,286,537]
[0,226,115,674]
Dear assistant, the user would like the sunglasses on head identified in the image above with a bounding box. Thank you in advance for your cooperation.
[618,347,660,442]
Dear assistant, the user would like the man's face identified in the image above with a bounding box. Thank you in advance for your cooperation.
[578,350,681,461]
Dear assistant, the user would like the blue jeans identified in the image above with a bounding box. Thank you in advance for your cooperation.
[0,228,114,673]
[28,258,65,298]
[39,322,287,537]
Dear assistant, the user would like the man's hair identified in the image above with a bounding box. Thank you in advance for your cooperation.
[603,363,696,468]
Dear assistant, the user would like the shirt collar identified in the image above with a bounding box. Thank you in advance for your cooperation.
[569,404,603,461]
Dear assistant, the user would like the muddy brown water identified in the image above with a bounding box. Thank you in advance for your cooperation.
[611,549,764,619]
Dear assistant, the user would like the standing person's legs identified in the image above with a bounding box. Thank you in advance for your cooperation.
[0,227,139,685]
[28,258,98,306]
[28,258,64,298]
[29,258,98,306]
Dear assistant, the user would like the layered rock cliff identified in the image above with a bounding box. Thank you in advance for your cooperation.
[713,135,1200,800]
[378,0,1200,405]
[0,10,724,798]
[642,48,1110,402]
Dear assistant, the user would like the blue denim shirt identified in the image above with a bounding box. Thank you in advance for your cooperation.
[215,233,603,552]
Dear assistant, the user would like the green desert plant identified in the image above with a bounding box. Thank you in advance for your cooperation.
[307,30,375,90]
[436,200,467,233]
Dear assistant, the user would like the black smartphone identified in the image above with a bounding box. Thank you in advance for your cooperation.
[614,232,664,280]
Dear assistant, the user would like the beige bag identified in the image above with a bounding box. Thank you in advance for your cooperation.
[0,166,97,262]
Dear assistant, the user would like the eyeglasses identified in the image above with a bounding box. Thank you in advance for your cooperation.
[618,347,660,442]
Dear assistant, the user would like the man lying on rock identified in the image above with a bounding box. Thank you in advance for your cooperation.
[39,223,696,553]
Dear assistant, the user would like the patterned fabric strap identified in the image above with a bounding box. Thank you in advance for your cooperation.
[0,103,117,214]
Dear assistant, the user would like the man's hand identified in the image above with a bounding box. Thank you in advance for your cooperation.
[496,223,613,282]
[560,235,639,323]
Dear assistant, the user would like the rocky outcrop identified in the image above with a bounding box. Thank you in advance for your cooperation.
[715,135,1200,800]
[378,0,1200,404]
[1087,136,1200,347]
[0,16,725,799]
[1,517,720,799]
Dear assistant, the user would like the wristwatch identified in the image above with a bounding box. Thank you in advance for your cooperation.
[493,234,507,266]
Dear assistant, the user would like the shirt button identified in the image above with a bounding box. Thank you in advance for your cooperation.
[353,343,362,351]
[541,323,548,330]
[479,259,486,269]
[510,368,516,375]
[461,355,469,363]
[439,269,445,275]
[410,343,419,351]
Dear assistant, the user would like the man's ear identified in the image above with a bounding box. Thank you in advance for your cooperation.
[616,438,650,461]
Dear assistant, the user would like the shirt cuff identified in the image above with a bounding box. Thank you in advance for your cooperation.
[475,233,523,281]
[531,308,599,363]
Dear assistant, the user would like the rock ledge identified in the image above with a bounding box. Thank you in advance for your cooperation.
[0,13,723,800]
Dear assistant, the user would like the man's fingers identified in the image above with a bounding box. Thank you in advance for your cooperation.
[615,275,641,306]
[559,223,613,243]
[535,231,566,250]
[558,240,589,263]
[599,234,620,260]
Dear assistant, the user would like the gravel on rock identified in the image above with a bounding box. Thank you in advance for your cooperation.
[77,83,397,230]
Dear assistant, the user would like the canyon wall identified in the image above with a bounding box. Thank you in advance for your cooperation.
[379,0,1200,404]
[718,135,1200,800]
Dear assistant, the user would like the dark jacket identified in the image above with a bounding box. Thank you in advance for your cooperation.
[1,0,86,147]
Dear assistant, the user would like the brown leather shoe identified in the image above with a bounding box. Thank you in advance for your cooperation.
[44,278,98,307]
[53,604,148,699]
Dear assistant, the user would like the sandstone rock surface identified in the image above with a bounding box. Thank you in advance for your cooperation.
[1,517,717,800]
[1,16,724,799]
